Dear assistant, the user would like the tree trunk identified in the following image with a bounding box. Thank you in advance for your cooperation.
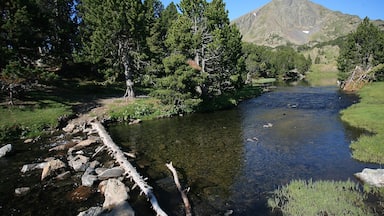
[91,121,167,216]
[124,67,135,98]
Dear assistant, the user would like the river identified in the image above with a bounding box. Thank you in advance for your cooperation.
[108,85,378,215]
[0,85,377,215]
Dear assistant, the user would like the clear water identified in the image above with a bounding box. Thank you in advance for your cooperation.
[108,86,378,216]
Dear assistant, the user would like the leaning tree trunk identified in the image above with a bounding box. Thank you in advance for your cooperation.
[91,121,167,216]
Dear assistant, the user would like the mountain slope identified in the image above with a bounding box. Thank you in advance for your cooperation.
[232,0,362,47]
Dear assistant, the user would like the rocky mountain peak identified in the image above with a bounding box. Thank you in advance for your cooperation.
[232,0,363,47]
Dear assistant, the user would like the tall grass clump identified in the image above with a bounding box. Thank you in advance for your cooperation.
[268,179,372,216]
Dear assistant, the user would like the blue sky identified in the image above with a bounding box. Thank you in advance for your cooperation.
[160,0,384,21]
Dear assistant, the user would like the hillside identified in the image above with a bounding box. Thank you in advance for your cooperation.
[232,0,363,47]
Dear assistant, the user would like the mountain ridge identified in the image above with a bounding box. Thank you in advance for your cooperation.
[232,0,377,47]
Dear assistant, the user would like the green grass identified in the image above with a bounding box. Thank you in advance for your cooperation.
[341,82,384,164]
[0,101,71,141]
[107,97,172,121]
[268,179,373,216]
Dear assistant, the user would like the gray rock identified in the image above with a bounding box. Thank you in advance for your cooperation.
[103,179,129,209]
[21,162,47,173]
[102,202,135,216]
[55,171,71,180]
[41,159,66,180]
[0,144,12,158]
[82,167,98,187]
[68,155,90,172]
[95,168,107,175]
[15,187,30,196]
[355,168,384,187]
[89,160,100,169]
[77,207,104,216]
[98,167,124,180]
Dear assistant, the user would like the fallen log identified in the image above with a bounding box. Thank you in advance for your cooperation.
[166,162,192,216]
[91,121,167,216]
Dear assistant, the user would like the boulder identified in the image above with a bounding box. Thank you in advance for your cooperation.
[15,187,30,196]
[0,144,12,158]
[68,155,89,172]
[98,167,124,180]
[103,179,129,209]
[77,207,103,216]
[21,162,47,173]
[41,159,66,180]
[355,168,384,187]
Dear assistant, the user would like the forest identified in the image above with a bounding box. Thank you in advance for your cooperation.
[1,0,312,113]
[1,0,384,139]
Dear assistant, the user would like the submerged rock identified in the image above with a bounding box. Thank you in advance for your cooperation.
[355,168,384,187]
[103,202,135,216]
[77,207,103,216]
[68,186,93,202]
[15,187,30,196]
[0,144,12,158]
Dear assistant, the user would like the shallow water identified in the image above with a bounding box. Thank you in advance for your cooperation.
[108,85,378,215]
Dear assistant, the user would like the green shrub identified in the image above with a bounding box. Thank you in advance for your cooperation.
[268,179,372,216]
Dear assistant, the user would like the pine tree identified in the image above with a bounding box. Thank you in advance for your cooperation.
[78,0,145,98]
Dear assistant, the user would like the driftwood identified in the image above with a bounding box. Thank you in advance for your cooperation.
[166,162,192,216]
[91,121,167,216]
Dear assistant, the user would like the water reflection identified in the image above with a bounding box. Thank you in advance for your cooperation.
[109,110,244,215]
[109,86,377,216]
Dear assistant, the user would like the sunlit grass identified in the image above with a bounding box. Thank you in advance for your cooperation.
[0,103,71,140]
[268,179,373,216]
[341,82,384,163]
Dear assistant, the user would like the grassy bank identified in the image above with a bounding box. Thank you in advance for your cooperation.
[0,82,261,141]
[268,179,373,215]
[340,82,384,164]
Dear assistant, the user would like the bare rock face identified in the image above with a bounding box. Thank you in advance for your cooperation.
[355,168,384,187]
[232,0,364,47]
[103,179,129,209]
[0,144,12,158]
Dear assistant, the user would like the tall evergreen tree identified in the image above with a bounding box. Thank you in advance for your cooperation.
[78,0,145,98]
[338,17,384,80]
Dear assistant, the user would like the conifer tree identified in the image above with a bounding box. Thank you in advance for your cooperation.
[78,0,145,98]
